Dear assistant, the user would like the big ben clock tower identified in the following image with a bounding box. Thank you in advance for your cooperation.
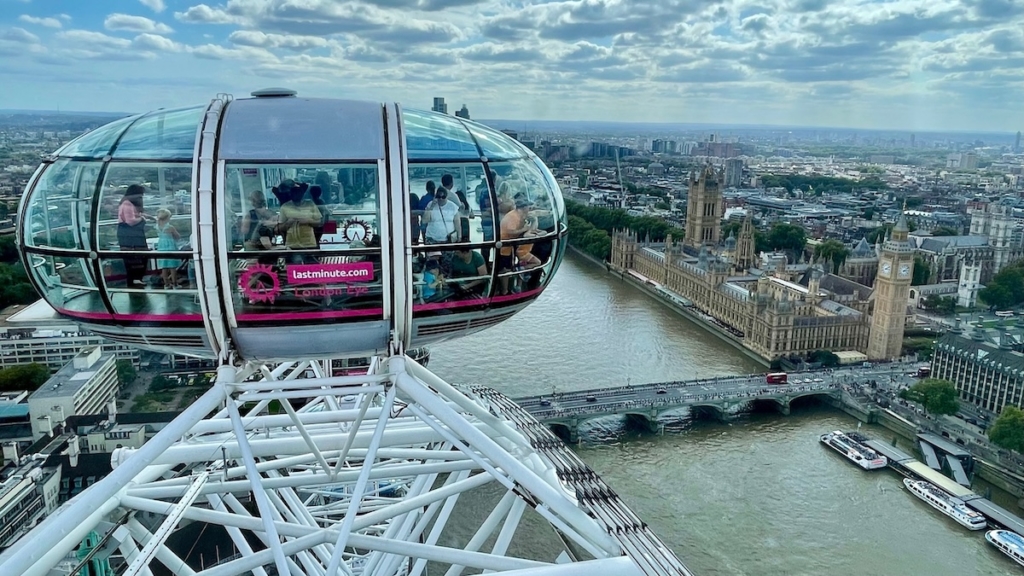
[868,210,914,360]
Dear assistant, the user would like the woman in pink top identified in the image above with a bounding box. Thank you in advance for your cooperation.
[117,184,152,287]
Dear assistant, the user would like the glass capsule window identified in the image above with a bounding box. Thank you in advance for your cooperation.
[411,246,495,317]
[111,107,204,160]
[488,158,561,292]
[225,163,385,322]
[22,160,99,251]
[408,163,490,244]
[403,108,481,160]
[98,168,198,320]
[462,122,530,161]
[55,115,139,158]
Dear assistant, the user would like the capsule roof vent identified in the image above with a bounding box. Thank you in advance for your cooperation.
[251,87,298,98]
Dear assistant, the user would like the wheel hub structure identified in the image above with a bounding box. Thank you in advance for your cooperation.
[0,354,694,576]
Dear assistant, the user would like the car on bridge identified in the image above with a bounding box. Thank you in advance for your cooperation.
[657,388,667,394]
[540,399,551,406]
[586,395,597,402]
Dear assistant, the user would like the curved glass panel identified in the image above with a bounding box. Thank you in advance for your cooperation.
[95,163,196,315]
[533,156,567,229]
[105,283,202,320]
[57,114,139,158]
[403,108,480,160]
[23,160,100,250]
[408,163,490,244]
[97,163,193,256]
[492,159,560,295]
[112,107,203,160]
[226,162,384,321]
[25,253,110,318]
[462,121,529,160]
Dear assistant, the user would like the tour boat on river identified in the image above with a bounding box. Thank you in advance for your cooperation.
[819,430,887,470]
[986,530,1024,567]
[903,479,987,530]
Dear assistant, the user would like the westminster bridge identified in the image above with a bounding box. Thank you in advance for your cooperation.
[512,370,871,443]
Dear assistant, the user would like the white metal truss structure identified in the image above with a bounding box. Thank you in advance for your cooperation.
[0,354,694,576]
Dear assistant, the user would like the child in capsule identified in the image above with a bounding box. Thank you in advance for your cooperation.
[422,259,444,301]
[155,209,182,289]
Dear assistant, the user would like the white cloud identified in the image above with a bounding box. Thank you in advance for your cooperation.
[133,33,182,52]
[58,30,132,50]
[174,4,238,24]
[189,43,277,63]
[18,14,62,28]
[104,14,174,35]
[140,0,167,13]
[4,0,1023,129]
[0,27,40,44]
[228,30,329,51]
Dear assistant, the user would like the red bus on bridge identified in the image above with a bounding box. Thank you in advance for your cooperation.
[766,372,788,384]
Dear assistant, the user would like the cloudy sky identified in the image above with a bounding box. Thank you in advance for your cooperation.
[1,0,1022,132]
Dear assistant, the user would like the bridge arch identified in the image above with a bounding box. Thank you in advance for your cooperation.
[547,422,575,444]
[788,390,838,407]
[749,397,789,415]
[689,403,728,423]
[622,412,659,434]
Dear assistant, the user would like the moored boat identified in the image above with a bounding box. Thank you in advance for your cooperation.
[903,479,987,530]
[819,430,887,470]
[986,530,1024,567]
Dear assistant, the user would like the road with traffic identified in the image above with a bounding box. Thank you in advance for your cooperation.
[514,360,927,420]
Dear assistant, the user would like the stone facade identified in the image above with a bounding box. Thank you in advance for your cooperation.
[837,238,880,288]
[912,234,994,284]
[867,213,915,361]
[684,165,723,249]
[932,328,1024,414]
[971,202,1024,274]
[612,189,920,362]
[611,230,872,362]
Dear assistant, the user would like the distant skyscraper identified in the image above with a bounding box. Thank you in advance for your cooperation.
[1016,131,1021,153]
[455,104,470,120]
[500,129,518,141]
[724,158,743,188]
[431,97,448,114]
[909,133,915,148]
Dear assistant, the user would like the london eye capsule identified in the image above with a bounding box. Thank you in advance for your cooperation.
[17,90,567,361]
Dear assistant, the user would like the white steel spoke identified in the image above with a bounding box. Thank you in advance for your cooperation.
[325,383,397,576]
[226,398,291,576]
[124,472,209,576]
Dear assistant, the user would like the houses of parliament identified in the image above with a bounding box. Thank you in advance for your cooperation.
[610,166,913,363]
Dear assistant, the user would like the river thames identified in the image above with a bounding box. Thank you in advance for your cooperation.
[430,254,1020,575]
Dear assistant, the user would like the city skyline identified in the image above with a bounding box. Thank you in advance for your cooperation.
[0,0,1021,132]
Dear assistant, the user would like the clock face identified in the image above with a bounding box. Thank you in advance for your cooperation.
[881,262,892,276]
[898,263,911,278]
